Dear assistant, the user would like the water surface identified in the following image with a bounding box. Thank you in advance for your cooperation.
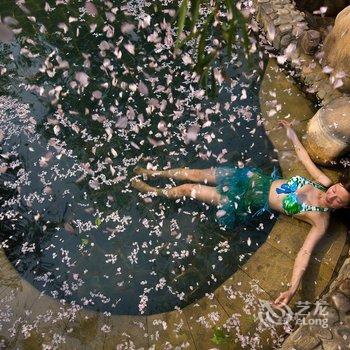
[0,0,280,314]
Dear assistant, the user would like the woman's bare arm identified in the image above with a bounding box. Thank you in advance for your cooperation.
[289,220,328,294]
[273,217,329,307]
[279,120,333,187]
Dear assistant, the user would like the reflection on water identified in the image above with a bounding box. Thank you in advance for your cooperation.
[0,0,279,314]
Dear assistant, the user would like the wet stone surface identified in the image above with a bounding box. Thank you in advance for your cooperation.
[253,2,350,347]
[281,253,350,350]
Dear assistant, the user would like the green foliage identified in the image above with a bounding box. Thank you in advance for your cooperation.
[175,0,189,47]
[189,0,201,32]
[175,0,251,94]
[81,238,89,246]
[95,217,102,226]
[211,326,231,345]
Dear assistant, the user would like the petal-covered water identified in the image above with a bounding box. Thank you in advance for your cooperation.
[0,0,279,315]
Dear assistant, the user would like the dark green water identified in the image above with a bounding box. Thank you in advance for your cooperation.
[0,0,279,315]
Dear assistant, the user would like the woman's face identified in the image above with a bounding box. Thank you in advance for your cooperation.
[325,183,350,208]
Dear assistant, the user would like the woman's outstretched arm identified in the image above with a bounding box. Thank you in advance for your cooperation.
[279,120,333,187]
[272,218,329,307]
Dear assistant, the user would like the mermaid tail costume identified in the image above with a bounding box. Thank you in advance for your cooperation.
[215,166,329,229]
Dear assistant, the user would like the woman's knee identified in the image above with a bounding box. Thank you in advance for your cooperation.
[166,183,193,198]
[179,183,195,197]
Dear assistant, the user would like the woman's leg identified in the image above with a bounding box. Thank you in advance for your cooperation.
[131,179,222,205]
[134,167,216,185]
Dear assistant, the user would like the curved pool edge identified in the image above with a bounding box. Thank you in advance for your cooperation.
[0,58,348,349]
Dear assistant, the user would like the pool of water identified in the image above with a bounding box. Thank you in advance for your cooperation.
[0,0,280,315]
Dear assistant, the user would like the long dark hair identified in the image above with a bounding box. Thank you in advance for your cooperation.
[339,168,350,193]
[330,168,350,223]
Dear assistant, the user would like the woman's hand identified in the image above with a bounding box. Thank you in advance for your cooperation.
[279,120,298,143]
[271,289,295,308]
[279,120,333,187]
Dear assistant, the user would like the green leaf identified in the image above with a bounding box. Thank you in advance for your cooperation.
[175,0,189,48]
[189,0,200,33]
[211,334,220,345]
[209,66,217,97]
[211,327,231,345]
[221,22,229,33]
[224,0,235,17]
[197,11,215,63]
[95,217,102,226]
[81,238,89,246]
[197,26,208,63]
[226,18,236,58]
[199,69,208,89]
[176,28,201,49]
[195,51,217,74]
[233,7,250,55]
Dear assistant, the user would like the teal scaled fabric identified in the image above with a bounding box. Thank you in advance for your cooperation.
[215,165,280,229]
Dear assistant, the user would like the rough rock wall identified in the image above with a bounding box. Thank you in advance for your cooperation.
[255,0,308,51]
[323,6,350,93]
